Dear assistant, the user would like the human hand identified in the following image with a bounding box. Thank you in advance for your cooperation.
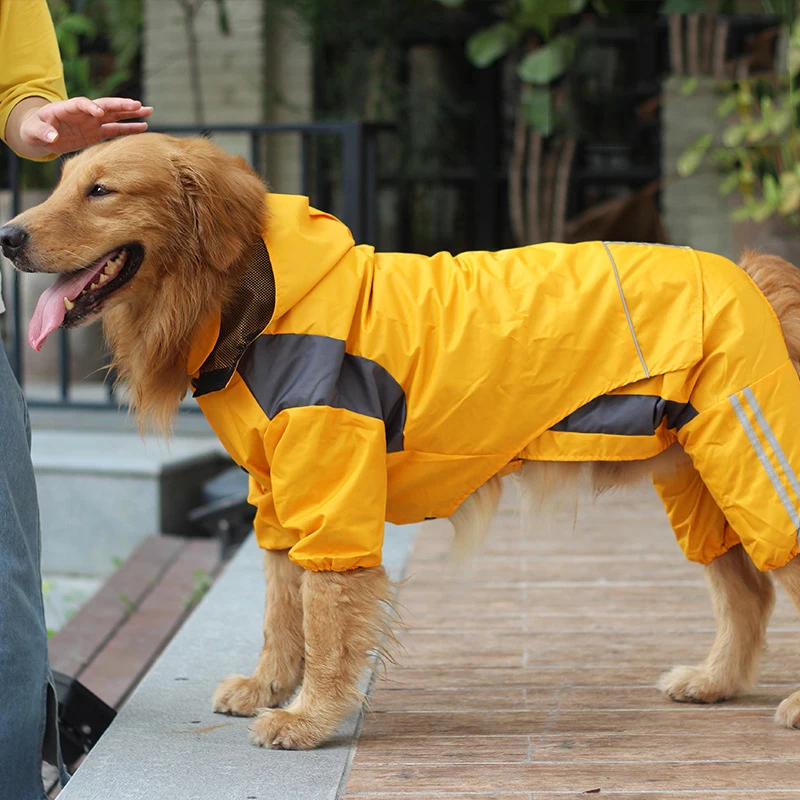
[16,96,152,157]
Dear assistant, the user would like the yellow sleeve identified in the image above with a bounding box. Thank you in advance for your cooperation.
[263,406,387,572]
[0,0,67,151]
[247,473,300,551]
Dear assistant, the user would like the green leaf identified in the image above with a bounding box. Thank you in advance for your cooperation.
[466,22,520,69]
[780,179,800,214]
[590,0,627,12]
[764,174,782,205]
[519,0,587,20]
[770,107,791,135]
[790,20,800,77]
[523,87,554,135]
[57,14,96,38]
[722,123,747,147]
[781,193,800,216]
[718,172,741,196]
[717,93,738,117]
[517,35,576,84]
[515,0,585,36]
[680,76,698,96]
[677,132,712,177]
[745,119,772,143]
[751,202,775,223]
[731,203,756,222]
[659,0,707,13]
[555,0,588,12]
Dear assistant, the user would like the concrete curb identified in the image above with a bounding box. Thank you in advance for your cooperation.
[57,523,419,800]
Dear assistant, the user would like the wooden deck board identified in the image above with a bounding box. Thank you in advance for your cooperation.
[345,483,800,797]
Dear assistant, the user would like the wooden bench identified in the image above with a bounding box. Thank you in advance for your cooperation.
[44,534,223,797]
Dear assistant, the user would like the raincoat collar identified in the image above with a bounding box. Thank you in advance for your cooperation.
[187,194,356,393]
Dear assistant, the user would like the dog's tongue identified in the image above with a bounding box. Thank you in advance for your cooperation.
[28,261,108,351]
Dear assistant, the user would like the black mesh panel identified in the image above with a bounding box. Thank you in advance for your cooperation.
[192,239,276,397]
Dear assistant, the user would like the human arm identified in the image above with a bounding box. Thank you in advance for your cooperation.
[0,0,151,160]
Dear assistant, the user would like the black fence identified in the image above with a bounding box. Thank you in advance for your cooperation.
[0,121,387,410]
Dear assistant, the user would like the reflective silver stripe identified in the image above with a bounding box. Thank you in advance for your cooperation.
[603,241,691,250]
[743,386,800,506]
[602,242,650,378]
[730,393,800,530]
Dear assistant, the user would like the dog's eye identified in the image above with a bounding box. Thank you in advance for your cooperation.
[87,184,113,198]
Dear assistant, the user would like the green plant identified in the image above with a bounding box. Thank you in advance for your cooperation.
[678,19,800,227]
[16,2,145,191]
[435,0,629,244]
[185,568,212,609]
[438,0,618,136]
[48,0,143,98]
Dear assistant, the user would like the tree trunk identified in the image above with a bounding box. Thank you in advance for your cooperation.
[525,129,542,244]
[509,99,527,246]
[179,0,206,126]
[551,137,576,243]
[669,15,684,75]
[541,144,559,242]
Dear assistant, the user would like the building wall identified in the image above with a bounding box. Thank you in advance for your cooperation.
[144,0,312,191]
[661,76,735,259]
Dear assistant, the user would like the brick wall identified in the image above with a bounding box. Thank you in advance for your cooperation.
[144,0,312,191]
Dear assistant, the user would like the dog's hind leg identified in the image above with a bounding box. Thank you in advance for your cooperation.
[659,543,774,703]
[769,555,800,727]
[212,549,305,716]
[249,564,392,750]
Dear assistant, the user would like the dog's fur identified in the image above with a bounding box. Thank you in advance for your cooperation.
[7,133,800,749]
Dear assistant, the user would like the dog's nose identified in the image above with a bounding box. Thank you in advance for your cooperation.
[0,224,29,260]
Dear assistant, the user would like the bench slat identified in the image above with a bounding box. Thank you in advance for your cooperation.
[77,539,222,708]
[49,535,187,679]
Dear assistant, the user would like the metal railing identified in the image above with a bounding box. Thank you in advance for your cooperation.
[0,121,388,410]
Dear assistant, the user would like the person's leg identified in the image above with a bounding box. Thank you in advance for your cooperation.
[0,341,66,799]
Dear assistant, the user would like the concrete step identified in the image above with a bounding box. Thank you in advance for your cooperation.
[31,429,231,577]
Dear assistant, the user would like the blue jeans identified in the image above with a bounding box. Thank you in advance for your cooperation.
[0,341,68,799]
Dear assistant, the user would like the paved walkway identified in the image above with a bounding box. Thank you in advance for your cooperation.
[344,480,800,798]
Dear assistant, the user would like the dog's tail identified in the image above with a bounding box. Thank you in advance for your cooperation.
[740,249,800,375]
[448,474,504,561]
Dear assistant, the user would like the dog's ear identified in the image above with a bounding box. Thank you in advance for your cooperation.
[170,137,267,271]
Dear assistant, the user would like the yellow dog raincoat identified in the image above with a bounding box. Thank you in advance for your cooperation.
[188,195,800,573]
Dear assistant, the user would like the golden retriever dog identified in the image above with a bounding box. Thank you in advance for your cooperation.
[4,133,800,752]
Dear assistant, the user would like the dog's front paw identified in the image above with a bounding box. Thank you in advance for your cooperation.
[212,674,292,716]
[775,692,800,728]
[657,665,734,704]
[248,708,326,750]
